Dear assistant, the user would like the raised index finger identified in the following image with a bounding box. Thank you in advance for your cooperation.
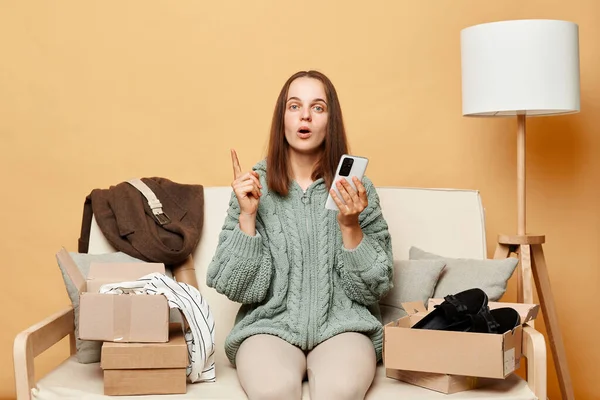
[230,148,242,179]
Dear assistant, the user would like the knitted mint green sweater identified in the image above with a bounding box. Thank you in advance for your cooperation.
[207,160,394,365]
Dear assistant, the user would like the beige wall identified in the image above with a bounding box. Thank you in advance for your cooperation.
[1,1,598,398]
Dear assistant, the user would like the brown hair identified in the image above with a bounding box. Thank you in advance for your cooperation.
[266,70,349,196]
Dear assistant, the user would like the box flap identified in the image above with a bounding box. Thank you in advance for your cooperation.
[56,248,86,294]
[427,299,540,325]
[489,302,539,325]
[400,301,427,315]
[87,262,165,293]
[501,326,522,376]
[88,262,165,280]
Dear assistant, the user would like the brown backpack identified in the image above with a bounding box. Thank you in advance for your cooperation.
[78,177,204,265]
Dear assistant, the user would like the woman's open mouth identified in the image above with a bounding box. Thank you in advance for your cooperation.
[297,127,312,139]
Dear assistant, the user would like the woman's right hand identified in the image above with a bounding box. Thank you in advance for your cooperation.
[231,148,262,217]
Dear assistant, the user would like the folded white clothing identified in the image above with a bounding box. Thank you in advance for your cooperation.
[99,273,216,383]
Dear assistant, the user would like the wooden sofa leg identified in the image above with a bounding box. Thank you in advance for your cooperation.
[13,334,34,400]
[523,324,547,400]
[13,307,75,400]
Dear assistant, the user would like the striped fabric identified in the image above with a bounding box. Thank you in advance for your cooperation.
[99,273,216,383]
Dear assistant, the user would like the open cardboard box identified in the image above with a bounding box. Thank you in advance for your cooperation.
[56,248,169,343]
[384,300,539,382]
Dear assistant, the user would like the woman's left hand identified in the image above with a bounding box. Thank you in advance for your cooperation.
[330,177,369,228]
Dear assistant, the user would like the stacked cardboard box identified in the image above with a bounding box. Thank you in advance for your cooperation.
[101,324,189,395]
[383,300,539,394]
[58,249,188,395]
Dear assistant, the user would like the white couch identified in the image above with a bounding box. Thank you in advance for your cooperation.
[14,186,546,399]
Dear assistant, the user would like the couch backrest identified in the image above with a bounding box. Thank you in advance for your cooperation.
[87,186,487,364]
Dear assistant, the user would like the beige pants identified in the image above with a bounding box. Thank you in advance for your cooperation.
[235,333,377,400]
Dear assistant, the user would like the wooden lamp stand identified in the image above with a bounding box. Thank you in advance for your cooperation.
[493,115,575,400]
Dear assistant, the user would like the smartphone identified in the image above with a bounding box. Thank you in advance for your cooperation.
[325,154,369,211]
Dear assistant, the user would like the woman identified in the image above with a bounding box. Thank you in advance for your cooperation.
[207,70,394,400]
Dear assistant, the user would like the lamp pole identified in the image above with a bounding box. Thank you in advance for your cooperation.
[517,114,526,236]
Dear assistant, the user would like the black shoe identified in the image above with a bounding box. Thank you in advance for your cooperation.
[411,288,489,331]
[469,307,521,334]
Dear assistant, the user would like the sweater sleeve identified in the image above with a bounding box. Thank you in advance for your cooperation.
[335,177,394,306]
[206,191,272,304]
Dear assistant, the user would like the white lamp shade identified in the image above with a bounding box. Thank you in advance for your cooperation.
[461,19,580,117]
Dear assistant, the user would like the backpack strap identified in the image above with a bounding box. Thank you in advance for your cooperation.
[125,178,171,226]
[78,194,93,253]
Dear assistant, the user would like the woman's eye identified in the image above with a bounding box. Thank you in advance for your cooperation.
[313,105,324,112]
[289,104,300,110]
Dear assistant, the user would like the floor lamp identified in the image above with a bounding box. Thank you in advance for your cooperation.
[460,19,579,400]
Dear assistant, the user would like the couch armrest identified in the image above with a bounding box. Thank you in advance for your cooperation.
[522,323,547,400]
[13,307,76,400]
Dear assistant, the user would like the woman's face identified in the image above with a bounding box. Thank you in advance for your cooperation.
[284,77,328,156]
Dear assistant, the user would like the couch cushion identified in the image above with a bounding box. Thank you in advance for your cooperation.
[35,356,247,399]
[409,246,518,300]
[35,356,535,399]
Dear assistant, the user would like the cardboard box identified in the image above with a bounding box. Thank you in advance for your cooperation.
[104,369,187,396]
[56,248,169,343]
[385,369,485,394]
[383,300,539,380]
[101,324,188,396]
[101,324,188,370]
